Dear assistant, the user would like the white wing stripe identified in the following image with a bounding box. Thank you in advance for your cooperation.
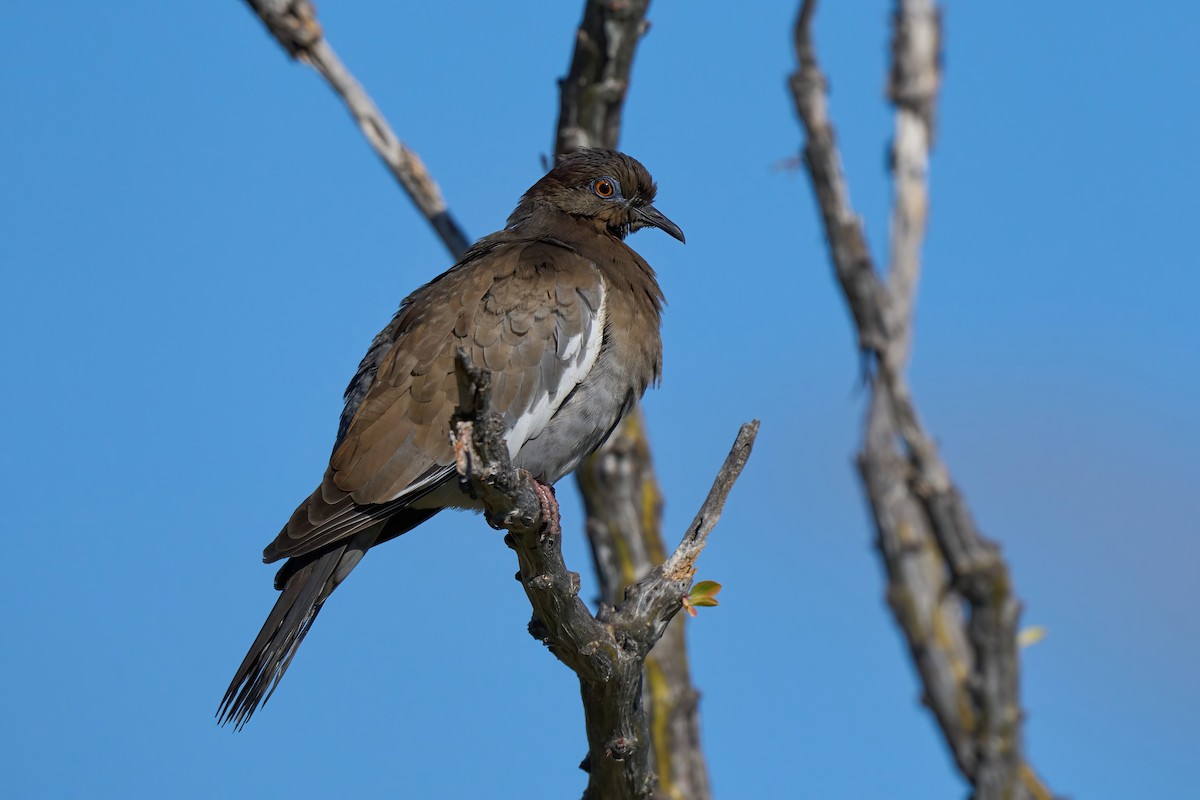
[505,281,607,458]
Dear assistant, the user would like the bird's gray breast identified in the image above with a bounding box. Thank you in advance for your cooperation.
[511,337,639,485]
[512,252,662,484]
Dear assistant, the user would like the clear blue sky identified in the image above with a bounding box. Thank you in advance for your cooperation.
[3,2,1197,798]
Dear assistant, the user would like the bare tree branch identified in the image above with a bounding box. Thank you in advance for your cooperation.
[789,2,1056,798]
[242,0,471,258]
[555,0,652,154]
[452,351,758,800]
[554,3,714,798]
[576,418,711,800]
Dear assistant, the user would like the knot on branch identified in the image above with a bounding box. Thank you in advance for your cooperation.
[606,735,637,761]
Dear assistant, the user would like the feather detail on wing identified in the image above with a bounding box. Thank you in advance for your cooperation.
[262,238,606,563]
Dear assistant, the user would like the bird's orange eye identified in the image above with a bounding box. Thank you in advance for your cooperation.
[592,178,615,199]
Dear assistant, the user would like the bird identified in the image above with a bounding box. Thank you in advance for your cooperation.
[217,148,684,729]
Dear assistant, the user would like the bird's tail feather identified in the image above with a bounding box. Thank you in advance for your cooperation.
[217,508,442,729]
[217,525,380,730]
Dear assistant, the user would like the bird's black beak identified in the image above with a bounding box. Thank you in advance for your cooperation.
[634,204,686,243]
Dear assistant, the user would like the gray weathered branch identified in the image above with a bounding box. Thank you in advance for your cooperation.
[789,2,1056,798]
[452,351,757,800]
[242,0,471,258]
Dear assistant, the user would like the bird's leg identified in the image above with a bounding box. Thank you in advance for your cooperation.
[452,420,483,502]
[532,479,561,537]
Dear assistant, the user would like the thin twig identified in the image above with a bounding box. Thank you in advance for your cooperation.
[789,2,1056,798]
[242,0,471,258]
[451,351,757,800]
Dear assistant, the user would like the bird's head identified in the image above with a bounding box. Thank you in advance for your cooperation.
[511,149,685,244]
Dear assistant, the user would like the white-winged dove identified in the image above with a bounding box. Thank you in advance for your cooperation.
[218,149,684,728]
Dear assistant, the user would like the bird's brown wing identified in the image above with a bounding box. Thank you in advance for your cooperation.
[263,238,606,562]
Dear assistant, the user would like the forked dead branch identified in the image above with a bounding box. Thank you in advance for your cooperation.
[452,351,757,800]
[790,2,1056,798]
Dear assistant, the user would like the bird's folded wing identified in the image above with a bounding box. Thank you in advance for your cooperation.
[263,239,606,562]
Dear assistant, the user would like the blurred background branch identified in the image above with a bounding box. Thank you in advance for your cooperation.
[790,2,1056,798]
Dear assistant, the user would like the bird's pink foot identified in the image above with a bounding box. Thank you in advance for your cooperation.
[533,480,561,535]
